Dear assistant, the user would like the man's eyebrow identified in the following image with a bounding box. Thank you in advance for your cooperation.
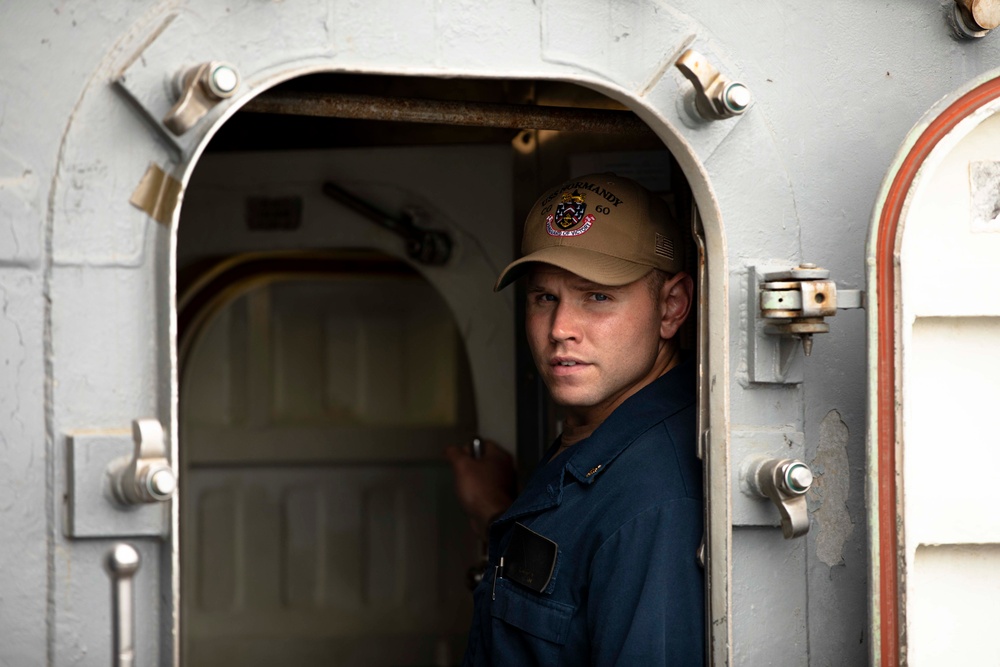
[570,279,621,292]
[525,277,621,292]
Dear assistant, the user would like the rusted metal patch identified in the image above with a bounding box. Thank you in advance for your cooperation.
[243,92,656,137]
[129,162,182,226]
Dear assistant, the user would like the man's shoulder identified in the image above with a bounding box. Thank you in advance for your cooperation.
[609,404,700,497]
[558,360,700,511]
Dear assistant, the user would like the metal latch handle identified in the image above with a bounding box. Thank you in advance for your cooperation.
[162,61,240,136]
[675,49,752,120]
[108,419,176,505]
[745,457,813,539]
[106,543,140,667]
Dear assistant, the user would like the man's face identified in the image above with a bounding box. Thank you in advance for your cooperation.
[525,265,674,425]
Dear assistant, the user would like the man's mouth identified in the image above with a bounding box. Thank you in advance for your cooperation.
[550,357,588,372]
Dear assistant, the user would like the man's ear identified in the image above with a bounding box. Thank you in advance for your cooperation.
[659,271,694,340]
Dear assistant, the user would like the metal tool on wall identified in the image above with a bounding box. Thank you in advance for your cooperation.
[322,181,453,265]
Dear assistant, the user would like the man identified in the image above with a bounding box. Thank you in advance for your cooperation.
[446,173,704,665]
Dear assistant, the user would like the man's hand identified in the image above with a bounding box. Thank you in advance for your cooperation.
[445,439,515,538]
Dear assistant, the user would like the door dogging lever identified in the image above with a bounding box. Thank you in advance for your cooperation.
[108,419,177,505]
[675,49,752,121]
[162,61,240,135]
[745,457,813,539]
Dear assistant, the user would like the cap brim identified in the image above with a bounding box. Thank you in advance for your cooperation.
[493,246,653,291]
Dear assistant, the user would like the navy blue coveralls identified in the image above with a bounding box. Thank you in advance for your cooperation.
[462,359,705,666]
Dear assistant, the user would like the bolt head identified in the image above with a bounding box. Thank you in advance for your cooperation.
[784,462,813,494]
[149,468,177,498]
[208,64,239,98]
[723,82,751,113]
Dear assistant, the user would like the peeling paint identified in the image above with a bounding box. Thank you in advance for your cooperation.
[812,409,853,567]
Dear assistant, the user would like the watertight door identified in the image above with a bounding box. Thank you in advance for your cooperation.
[869,73,1000,666]
[180,270,478,665]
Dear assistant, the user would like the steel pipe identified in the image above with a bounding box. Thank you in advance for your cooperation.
[243,91,657,136]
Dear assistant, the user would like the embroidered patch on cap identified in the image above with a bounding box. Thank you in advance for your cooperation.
[546,190,595,237]
[655,232,675,259]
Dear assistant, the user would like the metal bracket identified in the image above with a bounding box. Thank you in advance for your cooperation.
[129,162,183,226]
[114,13,243,153]
[65,423,172,539]
[748,265,804,384]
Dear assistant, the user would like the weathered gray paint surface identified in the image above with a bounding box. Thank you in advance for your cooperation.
[1,1,998,664]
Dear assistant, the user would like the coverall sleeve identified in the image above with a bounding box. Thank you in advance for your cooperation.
[586,499,705,665]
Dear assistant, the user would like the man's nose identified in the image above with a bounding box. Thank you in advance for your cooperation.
[550,302,581,342]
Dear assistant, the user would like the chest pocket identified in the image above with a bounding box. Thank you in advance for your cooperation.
[491,578,576,645]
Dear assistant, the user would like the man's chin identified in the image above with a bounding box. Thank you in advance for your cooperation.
[548,389,597,410]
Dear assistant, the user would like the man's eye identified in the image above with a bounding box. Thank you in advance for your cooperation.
[536,293,557,303]
[590,293,610,302]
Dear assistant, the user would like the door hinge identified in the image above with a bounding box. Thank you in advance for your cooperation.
[749,263,864,384]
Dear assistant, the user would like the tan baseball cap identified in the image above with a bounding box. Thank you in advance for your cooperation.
[494,172,684,291]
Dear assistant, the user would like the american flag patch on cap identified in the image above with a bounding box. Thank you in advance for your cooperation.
[655,233,675,259]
